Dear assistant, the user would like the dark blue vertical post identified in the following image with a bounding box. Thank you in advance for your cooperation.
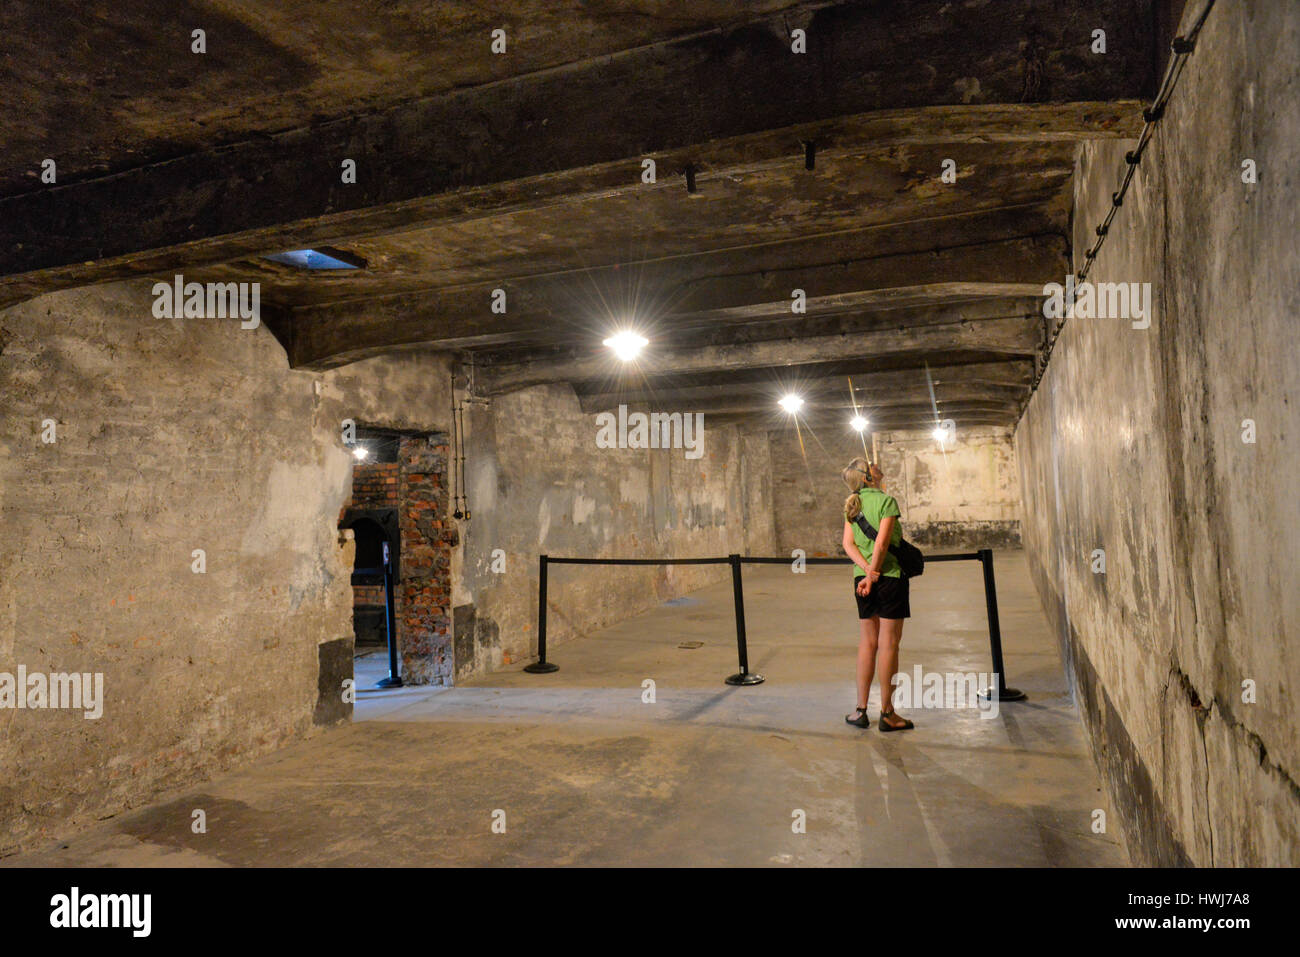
[377,539,403,688]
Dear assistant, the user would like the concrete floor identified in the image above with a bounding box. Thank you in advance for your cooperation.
[354,647,398,690]
[5,549,1127,867]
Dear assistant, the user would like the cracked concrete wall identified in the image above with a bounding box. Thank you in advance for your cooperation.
[771,425,1021,556]
[0,282,451,852]
[450,386,776,680]
[1015,1,1300,865]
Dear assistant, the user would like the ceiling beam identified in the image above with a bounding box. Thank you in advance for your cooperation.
[480,316,1042,395]
[1,0,1153,300]
[716,410,1017,430]
[580,379,1029,413]
[682,395,1022,416]
[480,298,1044,364]
[566,348,1047,392]
[289,226,1061,368]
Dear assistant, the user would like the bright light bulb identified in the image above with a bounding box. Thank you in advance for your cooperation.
[352,446,370,460]
[778,394,804,414]
[931,426,949,443]
[850,415,868,432]
[603,330,648,362]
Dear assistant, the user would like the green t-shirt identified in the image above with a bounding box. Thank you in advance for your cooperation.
[849,488,902,579]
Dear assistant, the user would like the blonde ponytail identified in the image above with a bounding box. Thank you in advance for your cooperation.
[842,457,871,520]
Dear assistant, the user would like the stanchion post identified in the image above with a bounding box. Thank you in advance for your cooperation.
[376,540,403,688]
[977,548,1025,701]
[725,553,764,686]
[524,554,559,674]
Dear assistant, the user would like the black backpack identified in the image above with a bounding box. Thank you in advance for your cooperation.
[853,513,925,579]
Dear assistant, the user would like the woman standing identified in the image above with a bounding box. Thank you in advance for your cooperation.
[841,457,915,731]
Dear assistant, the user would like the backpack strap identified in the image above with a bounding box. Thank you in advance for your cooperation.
[853,512,880,541]
[854,511,898,558]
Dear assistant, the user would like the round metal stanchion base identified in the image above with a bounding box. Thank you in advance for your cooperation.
[725,672,766,686]
[523,661,560,674]
[979,686,1026,702]
[376,676,403,688]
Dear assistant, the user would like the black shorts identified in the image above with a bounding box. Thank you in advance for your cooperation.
[853,574,910,620]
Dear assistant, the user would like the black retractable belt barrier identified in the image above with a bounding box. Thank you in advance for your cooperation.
[526,551,1024,698]
[524,554,729,675]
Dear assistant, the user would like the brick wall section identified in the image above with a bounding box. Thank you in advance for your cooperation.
[396,435,457,685]
[344,462,398,510]
[351,584,385,605]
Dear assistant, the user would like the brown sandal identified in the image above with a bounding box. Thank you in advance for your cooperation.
[844,707,870,729]
[878,709,914,732]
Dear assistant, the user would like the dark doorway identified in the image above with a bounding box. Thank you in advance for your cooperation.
[340,427,456,689]
[348,516,391,648]
[340,507,401,692]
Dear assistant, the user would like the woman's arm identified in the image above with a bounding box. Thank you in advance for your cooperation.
[844,521,879,594]
[856,514,896,595]
[868,515,897,577]
[843,521,872,572]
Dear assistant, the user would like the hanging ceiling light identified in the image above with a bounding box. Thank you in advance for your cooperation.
[602,330,648,362]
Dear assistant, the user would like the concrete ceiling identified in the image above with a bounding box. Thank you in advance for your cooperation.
[1,0,1169,429]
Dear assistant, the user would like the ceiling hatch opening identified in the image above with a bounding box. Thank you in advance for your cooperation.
[264,247,366,270]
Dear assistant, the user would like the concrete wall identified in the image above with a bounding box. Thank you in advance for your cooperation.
[875,427,1022,548]
[771,425,1021,556]
[451,387,776,680]
[0,279,777,842]
[0,282,451,852]
[1015,1,1300,865]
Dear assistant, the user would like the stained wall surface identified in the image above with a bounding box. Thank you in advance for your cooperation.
[1014,2,1300,865]
[451,387,776,680]
[0,282,452,851]
[770,425,1022,557]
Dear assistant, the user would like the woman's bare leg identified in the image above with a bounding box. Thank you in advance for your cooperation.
[856,616,880,711]
[876,617,906,719]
